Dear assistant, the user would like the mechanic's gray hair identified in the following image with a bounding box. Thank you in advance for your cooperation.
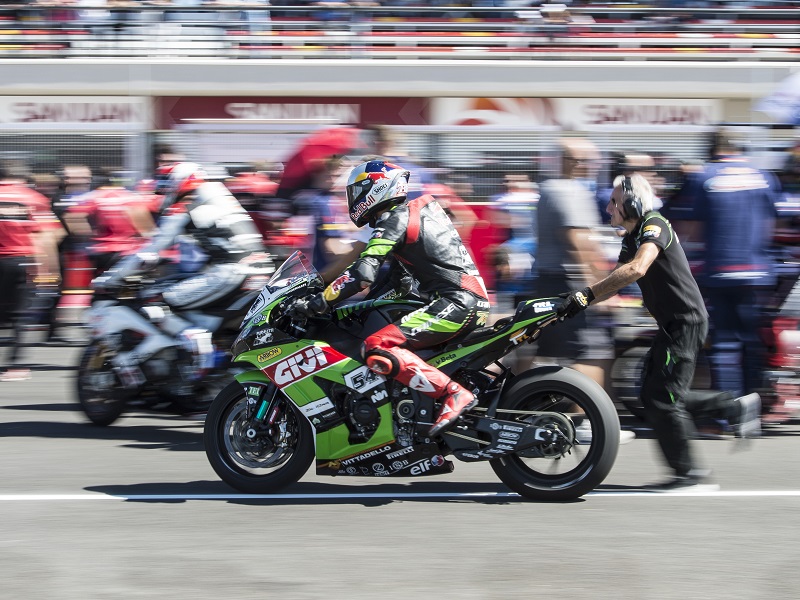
[613,172,655,215]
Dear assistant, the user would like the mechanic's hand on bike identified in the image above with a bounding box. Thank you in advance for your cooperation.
[557,287,595,320]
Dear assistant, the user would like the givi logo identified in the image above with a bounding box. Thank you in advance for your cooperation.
[264,346,345,386]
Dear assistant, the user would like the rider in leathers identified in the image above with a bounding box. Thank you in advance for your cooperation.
[96,163,266,368]
[298,160,490,436]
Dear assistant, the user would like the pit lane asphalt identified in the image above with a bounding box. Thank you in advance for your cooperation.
[2,341,799,600]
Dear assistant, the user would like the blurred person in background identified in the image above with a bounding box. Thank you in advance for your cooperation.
[559,173,761,491]
[290,155,368,284]
[45,165,94,343]
[61,178,156,277]
[489,172,539,312]
[530,138,616,399]
[94,162,266,402]
[681,130,779,400]
[0,164,64,381]
[368,124,437,200]
[295,160,490,436]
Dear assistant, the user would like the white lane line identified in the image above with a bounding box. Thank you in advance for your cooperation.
[0,490,799,501]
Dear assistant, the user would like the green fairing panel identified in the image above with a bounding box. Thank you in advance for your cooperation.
[232,347,396,462]
[315,404,395,462]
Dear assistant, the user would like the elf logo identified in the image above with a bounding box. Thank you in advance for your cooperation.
[265,346,345,386]
[409,455,446,475]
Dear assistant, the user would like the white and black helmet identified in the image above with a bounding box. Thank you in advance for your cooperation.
[346,160,410,227]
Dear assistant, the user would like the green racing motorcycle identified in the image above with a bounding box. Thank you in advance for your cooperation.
[203,251,620,501]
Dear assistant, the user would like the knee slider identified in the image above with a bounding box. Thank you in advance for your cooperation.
[365,349,400,378]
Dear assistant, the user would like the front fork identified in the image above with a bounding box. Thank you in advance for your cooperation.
[245,380,284,426]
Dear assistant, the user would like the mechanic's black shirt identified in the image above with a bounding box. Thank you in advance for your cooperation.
[619,211,707,327]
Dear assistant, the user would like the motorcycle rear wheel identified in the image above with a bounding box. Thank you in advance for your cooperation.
[490,366,620,501]
[204,381,315,494]
[76,341,127,426]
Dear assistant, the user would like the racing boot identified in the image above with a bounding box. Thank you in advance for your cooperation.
[429,381,477,437]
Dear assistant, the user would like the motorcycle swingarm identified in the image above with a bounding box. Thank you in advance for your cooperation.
[449,413,570,462]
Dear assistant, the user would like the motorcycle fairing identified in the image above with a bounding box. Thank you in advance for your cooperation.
[315,441,453,478]
[233,345,397,462]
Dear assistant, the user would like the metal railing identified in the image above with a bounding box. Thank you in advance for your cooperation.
[1,4,798,61]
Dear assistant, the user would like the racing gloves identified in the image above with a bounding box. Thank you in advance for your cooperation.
[293,292,330,317]
[558,287,595,319]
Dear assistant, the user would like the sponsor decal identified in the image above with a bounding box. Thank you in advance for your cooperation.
[264,346,345,386]
[299,397,336,419]
[476,311,489,326]
[408,366,436,393]
[246,386,260,397]
[391,460,409,470]
[490,422,502,430]
[370,389,389,404]
[509,329,530,346]
[386,446,414,460]
[346,467,358,475]
[408,456,446,475]
[340,445,392,467]
[257,347,282,362]
[433,353,457,367]
[344,365,386,392]
[642,225,662,239]
[499,431,520,440]
[502,424,524,433]
[254,329,274,346]
[436,303,457,319]
[533,301,553,313]
[325,272,355,302]
[372,463,386,472]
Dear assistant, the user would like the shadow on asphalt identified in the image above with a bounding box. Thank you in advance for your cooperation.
[85,479,587,506]
[0,418,204,451]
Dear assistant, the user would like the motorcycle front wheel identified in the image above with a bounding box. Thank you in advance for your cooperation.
[76,341,127,426]
[490,366,620,501]
[204,381,315,494]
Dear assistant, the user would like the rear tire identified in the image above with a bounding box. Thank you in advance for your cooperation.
[490,366,619,501]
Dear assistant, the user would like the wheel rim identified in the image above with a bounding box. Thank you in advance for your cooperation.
[502,390,604,484]
[220,395,303,475]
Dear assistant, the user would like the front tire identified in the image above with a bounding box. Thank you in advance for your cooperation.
[76,341,127,426]
[204,381,315,494]
[490,366,620,501]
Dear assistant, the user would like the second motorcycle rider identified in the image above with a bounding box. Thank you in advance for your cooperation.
[295,160,491,436]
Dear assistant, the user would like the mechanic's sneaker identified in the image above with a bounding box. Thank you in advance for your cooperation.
[429,390,477,436]
[0,368,31,382]
[645,469,719,493]
[733,393,762,439]
[575,422,636,445]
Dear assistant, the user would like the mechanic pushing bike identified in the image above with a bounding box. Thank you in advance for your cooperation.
[558,173,761,492]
